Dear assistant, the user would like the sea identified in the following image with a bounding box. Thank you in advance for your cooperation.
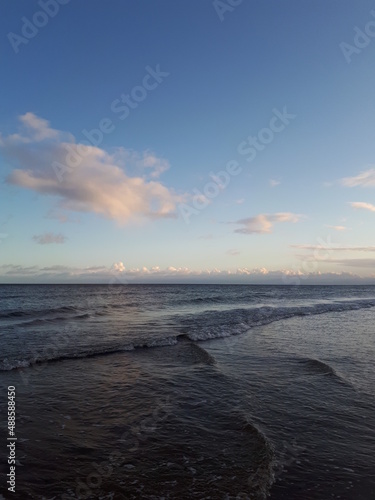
[0,284,375,499]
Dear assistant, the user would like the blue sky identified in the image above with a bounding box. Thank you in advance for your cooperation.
[1,0,375,283]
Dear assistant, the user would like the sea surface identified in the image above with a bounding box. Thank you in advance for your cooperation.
[0,284,375,499]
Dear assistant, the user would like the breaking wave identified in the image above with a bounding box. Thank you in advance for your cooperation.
[1,298,375,372]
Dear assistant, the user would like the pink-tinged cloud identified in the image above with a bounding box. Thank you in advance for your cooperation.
[1,263,373,284]
[2,113,183,223]
[341,168,375,187]
[325,225,349,231]
[349,202,375,212]
[234,212,302,234]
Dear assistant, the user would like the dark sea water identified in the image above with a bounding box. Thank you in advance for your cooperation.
[0,284,375,499]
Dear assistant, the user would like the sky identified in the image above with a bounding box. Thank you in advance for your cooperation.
[1,0,375,284]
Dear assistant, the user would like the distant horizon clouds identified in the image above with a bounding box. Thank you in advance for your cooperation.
[1,262,374,285]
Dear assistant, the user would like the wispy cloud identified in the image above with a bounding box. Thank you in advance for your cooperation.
[234,212,302,234]
[341,168,375,187]
[292,244,375,252]
[325,225,349,231]
[349,201,375,212]
[32,233,67,245]
[226,249,240,256]
[327,258,375,268]
[1,113,183,223]
[269,179,281,187]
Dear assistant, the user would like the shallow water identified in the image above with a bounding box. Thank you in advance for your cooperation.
[0,285,374,499]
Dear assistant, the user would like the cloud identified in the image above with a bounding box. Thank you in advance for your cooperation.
[1,265,39,276]
[341,168,375,187]
[0,113,60,145]
[349,202,375,212]
[1,263,374,284]
[226,249,240,256]
[234,212,302,234]
[40,265,76,271]
[325,225,349,231]
[269,179,281,187]
[140,152,169,178]
[291,244,375,252]
[1,113,183,223]
[19,113,60,141]
[32,233,67,245]
[113,261,125,272]
[327,258,375,268]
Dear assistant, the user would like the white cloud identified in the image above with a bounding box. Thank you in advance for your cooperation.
[1,113,183,223]
[113,261,126,272]
[234,212,302,234]
[349,202,375,212]
[341,168,375,187]
[32,233,66,244]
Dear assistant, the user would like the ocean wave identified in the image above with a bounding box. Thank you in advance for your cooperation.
[236,412,275,499]
[0,344,136,371]
[177,335,217,365]
[144,337,178,348]
[0,305,78,320]
[183,295,224,305]
[299,358,337,376]
[20,313,90,327]
[1,298,374,372]
[183,298,375,341]
[297,358,354,390]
